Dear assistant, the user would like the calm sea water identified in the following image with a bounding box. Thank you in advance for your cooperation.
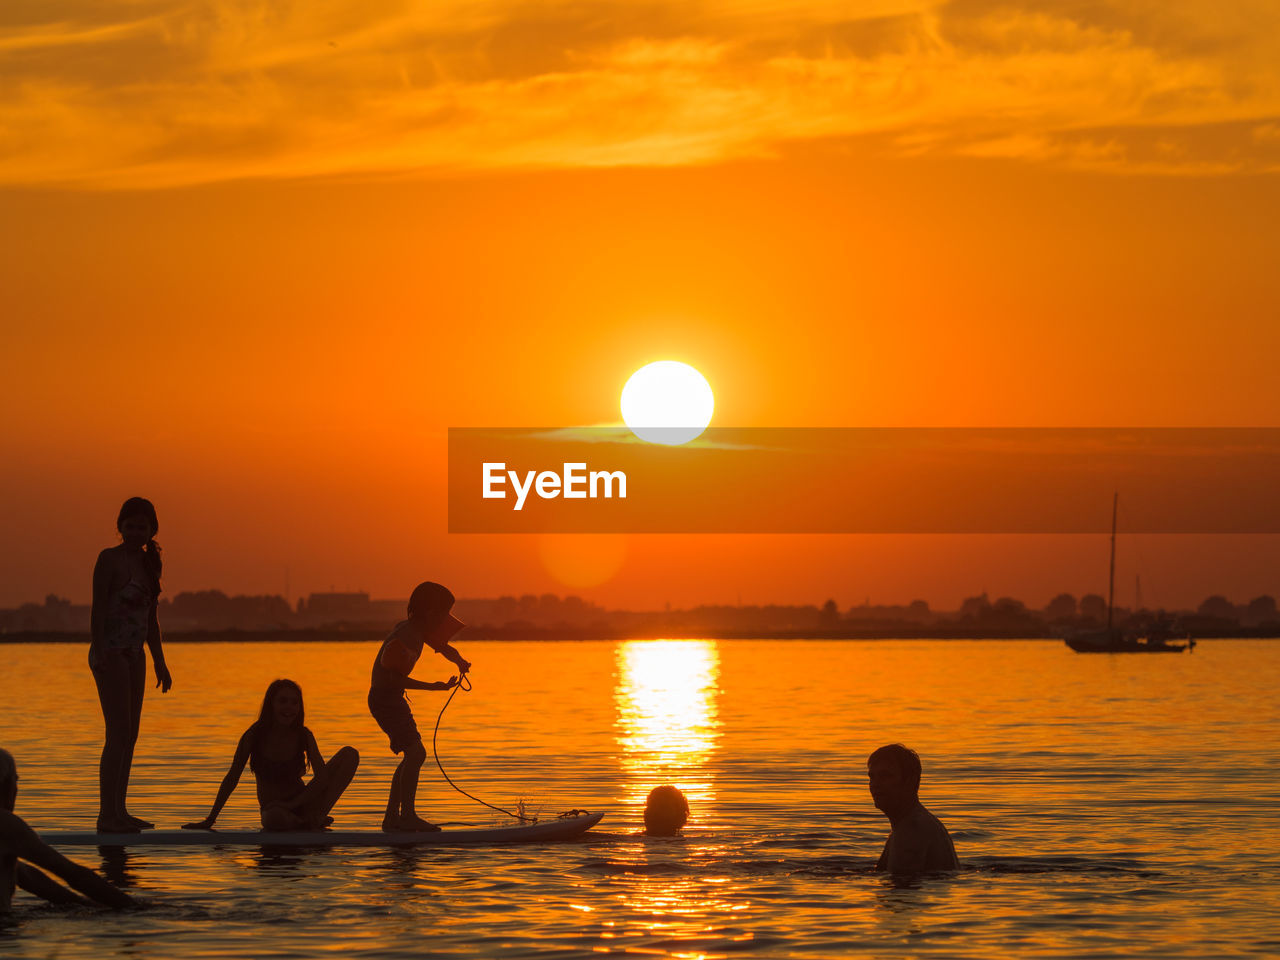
[2,638,1279,958]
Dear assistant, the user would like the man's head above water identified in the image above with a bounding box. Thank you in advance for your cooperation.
[867,743,922,816]
[866,743,959,874]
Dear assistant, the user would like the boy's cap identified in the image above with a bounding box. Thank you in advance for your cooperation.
[436,613,466,642]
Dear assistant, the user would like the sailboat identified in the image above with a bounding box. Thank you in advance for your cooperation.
[1064,494,1194,654]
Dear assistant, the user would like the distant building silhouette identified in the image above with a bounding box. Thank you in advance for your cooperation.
[0,595,90,633]
[298,591,373,623]
[165,590,292,630]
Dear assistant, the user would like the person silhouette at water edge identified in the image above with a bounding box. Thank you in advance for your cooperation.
[0,749,135,910]
[868,743,958,876]
[90,497,173,834]
[369,582,470,832]
[643,785,689,837]
[182,679,359,831]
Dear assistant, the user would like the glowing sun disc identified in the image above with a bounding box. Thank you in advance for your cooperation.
[621,361,714,445]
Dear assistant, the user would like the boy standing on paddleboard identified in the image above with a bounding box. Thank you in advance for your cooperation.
[369,582,470,832]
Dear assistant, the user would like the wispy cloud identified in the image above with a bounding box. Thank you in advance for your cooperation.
[2,0,1278,188]
[0,16,157,52]
[528,425,787,451]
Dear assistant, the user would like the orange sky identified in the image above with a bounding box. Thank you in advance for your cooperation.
[3,1,1280,611]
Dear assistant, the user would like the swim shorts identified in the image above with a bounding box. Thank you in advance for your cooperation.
[368,691,421,755]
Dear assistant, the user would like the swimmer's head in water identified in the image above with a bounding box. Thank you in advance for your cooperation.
[0,748,16,811]
[643,784,689,836]
[408,581,455,628]
[868,743,921,813]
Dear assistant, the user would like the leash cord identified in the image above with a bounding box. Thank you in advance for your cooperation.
[432,672,537,822]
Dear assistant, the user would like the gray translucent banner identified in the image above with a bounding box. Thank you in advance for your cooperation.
[448,427,1280,533]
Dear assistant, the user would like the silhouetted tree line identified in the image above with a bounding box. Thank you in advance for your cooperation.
[2,589,1278,636]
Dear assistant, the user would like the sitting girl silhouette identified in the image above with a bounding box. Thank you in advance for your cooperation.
[184,679,359,831]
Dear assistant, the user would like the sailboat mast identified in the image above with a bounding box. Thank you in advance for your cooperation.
[1107,492,1117,633]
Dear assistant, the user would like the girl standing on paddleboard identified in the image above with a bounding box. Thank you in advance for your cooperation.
[89,497,172,833]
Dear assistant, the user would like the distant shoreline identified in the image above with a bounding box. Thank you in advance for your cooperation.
[4,626,1279,644]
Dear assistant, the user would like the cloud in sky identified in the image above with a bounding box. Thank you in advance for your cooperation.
[2,0,1278,188]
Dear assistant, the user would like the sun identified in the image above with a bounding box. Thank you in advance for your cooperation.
[620,361,714,445]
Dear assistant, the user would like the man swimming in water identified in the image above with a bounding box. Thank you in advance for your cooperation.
[0,748,134,910]
[867,743,959,875]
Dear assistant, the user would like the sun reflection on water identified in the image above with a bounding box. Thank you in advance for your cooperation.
[614,639,722,806]
[606,641,745,957]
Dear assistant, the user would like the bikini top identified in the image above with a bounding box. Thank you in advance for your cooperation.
[104,575,153,650]
[252,733,308,785]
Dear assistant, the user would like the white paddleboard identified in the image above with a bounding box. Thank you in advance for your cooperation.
[42,811,605,847]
